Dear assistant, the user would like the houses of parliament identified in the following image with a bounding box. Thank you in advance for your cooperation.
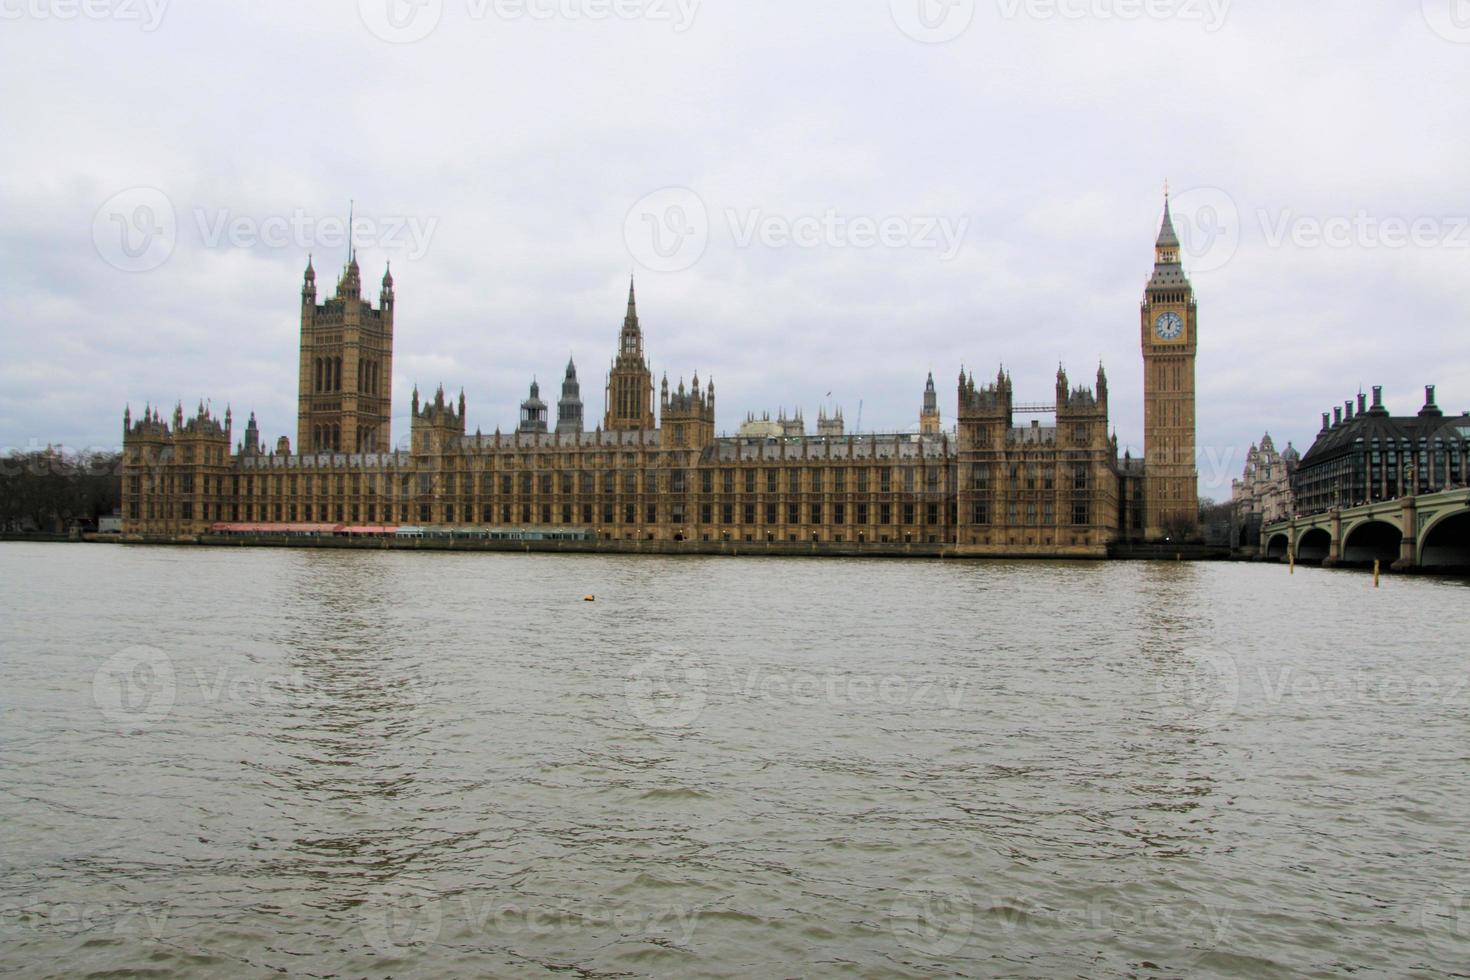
[121,201,1200,554]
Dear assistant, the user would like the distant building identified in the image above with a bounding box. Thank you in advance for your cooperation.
[1232,433,1298,536]
[738,413,784,439]
[1291,386,1469,515]
[816,407,844,437]
[779,409,804,437]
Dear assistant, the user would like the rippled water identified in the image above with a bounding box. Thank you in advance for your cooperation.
[2,542,1469,977]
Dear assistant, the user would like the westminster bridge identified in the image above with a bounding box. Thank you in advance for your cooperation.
[1261,487,1470,571]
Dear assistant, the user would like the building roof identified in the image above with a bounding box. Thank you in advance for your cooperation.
[1299,387,1466,467]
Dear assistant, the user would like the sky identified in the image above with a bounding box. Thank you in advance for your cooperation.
[1,0,1468,499]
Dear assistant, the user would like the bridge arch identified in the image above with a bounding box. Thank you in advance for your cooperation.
[1420,509,1470,570]
[1343,512,1402,540]
[1296,527,1332,564]
[1341,520,1402,566]
[1265,532,1290,560]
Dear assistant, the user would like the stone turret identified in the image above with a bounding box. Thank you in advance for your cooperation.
[241,411,262,456]
[302,256,316,305]
[557,357,584,435]
[336,254,362,300]
[660,372,715,449]
[519,379,549,434]
[920,372,940,434]
[412,384,467,455]
[1055,364,1108,451]
[818,407,845,437]
[779,408,804,437]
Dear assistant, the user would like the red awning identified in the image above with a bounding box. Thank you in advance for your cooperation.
[209,523,340,533]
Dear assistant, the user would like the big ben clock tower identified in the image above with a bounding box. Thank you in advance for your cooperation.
[1141,194,1199,539]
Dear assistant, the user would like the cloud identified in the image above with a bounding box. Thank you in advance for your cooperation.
[1,2,1466,499]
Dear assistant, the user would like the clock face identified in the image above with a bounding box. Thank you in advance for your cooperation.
[1154,312,1184,341]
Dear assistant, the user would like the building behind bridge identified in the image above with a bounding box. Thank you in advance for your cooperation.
[121,202,1202,555]
[1231,434,1298,550]
[1291,385,1470,516]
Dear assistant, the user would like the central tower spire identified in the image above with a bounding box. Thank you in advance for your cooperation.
[605,277,655,431]
[620,275,643,357]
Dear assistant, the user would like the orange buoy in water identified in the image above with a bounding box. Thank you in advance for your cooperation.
[583,595,596,602]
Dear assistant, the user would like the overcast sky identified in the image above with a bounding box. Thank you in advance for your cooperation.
[2,0,1467,498]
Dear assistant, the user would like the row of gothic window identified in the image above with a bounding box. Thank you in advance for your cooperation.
[312,357,384,395]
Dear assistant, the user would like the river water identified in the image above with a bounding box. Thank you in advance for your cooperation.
[1,542,1467,977]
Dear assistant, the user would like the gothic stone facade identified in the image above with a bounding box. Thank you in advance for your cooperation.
[297,255,394,454]
[1232,433,1299,527]
[122,205,1195,555]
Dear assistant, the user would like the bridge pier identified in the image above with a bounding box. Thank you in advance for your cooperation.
[1321,509,1343,568]
[1393,496,1418,572]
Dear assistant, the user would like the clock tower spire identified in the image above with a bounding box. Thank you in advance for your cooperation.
[1141,192,1199,540]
